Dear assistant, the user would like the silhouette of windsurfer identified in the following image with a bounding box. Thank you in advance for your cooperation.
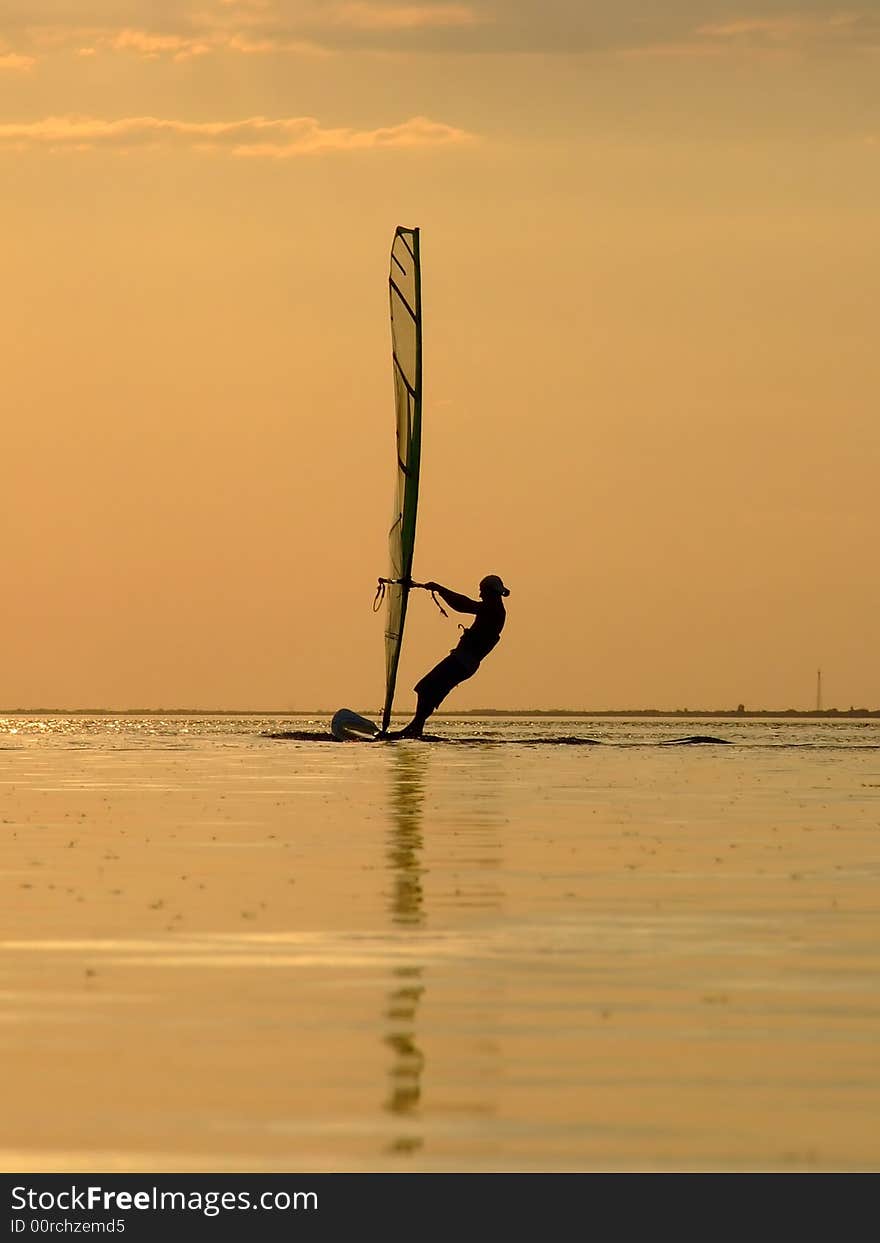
[384,574,510,739]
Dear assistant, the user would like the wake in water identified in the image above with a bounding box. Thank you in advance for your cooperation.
[264,731,732,746]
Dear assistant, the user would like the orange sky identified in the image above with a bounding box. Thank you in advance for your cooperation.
[2,3,878,712]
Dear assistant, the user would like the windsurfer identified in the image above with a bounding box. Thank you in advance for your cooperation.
[383,575,510,739]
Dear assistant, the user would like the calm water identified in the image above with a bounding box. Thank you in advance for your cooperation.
[3,711,879,748]
[1,715,879,1171]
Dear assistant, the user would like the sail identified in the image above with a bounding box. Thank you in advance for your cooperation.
[381,226,422,732]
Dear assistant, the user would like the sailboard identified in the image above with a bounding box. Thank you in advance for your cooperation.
[332,226,422,742]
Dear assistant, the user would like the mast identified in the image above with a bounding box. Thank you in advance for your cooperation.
[381,227,422,733]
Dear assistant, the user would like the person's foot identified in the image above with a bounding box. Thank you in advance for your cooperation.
[383,724,424,740]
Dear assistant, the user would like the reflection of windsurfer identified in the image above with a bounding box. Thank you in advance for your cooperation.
[383,575,510,739]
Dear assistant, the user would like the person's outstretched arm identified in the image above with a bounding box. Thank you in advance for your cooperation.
[419,582,480,614]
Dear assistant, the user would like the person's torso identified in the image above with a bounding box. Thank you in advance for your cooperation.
[453,597,506,663]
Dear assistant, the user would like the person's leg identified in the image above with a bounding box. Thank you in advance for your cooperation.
[383,655,461,738]
[383,690,434,738]
[384,654,480,739]
[394,691,433,738]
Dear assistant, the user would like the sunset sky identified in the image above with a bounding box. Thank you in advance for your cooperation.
[3,2,878,712]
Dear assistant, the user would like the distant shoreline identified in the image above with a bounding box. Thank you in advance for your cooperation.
[462,708,880,720]
[2,708,878,719]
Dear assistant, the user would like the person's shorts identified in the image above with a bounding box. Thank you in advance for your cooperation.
[414,652,480,709]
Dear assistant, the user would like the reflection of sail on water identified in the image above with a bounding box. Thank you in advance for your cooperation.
[377,750,511,1158]
[387,746,426,927]
[382,227,423,733]
[384,747,427,1150]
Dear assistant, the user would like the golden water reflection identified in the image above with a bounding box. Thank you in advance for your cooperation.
[383,746,428,1153]
[381,746,507,1156]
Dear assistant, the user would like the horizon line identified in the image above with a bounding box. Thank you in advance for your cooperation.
[1,706,878,718]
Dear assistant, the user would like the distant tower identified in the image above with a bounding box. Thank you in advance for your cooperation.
[816,669,822,712]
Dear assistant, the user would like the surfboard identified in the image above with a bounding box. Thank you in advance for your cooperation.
[330,709,379,742]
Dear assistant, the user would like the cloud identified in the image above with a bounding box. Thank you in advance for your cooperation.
[4,2,488,60]
[107,29,213,60]
[99,27,327,59]
[697,12,880,48]
[701,14,857,38]
[223,33,327,54]
[236,114,476,155]
[617,42,729,60]
[328,3,482,30]
[615,8,880,60]
[96,4,486,57]
[0,34,36,69]
[7,3,880,59]
[0,51,36,69]
[0,113,477,156]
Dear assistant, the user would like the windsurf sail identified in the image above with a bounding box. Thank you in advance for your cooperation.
[380,226,423,733]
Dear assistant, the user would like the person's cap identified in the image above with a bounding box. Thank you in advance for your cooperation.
[480,574,510,597]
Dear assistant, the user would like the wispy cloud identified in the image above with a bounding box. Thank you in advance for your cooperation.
[0,51,36,69]
[107,29,213,60]
[95,5,485,58]
[697,11,879,47]
[328,3,482,30]
[51,22,328,61]
[9,4,880,60]
[617,39,727,61]
[10,2,488,60]
[622,9,880,60]
[0,34,36,70]
[0,113,477,157]
[236,114,476,156]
